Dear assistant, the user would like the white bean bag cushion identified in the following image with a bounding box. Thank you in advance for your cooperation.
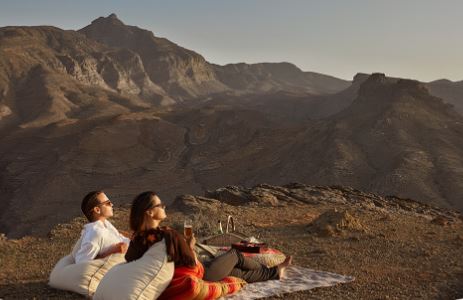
[48,236,126,296]
[94,240,174,300]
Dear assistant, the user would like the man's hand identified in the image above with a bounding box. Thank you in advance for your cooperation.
[95,242,128,259]
[108,242,128,255]
[114,242,128,254]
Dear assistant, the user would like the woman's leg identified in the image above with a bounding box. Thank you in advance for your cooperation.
[239,255,265,270]
[228,265,279,283]
[203,249,242,281]
[203,249,279,283]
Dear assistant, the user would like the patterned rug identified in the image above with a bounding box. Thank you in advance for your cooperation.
[223,266,355,299]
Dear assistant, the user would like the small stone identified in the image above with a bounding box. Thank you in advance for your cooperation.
[431,216,450,226]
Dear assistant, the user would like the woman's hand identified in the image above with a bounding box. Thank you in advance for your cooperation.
[186,234,199,263]
[187,234,196,250]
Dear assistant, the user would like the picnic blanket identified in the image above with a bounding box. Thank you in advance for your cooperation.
[222,266,354,299]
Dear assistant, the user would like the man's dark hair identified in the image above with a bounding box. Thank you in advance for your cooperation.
[81,191,104,222]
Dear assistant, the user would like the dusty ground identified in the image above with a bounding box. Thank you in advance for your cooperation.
[0,184,462,299]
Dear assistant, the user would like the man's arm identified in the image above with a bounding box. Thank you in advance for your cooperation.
[96,242,128,259]
[74,225,129,263]
[74,229,101,264]
[107,221,131,244]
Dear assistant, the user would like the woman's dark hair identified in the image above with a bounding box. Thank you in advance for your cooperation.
[129,192,196,268]
[130,191,158,233]
[162,229,196,268]
[81,191,104,222]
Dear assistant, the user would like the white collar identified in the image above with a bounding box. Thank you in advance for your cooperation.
[84,219,110,230]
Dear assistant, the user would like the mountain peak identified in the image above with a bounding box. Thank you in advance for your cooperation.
[331,72,454,125]
[352,73,370,83]
[90,13,125,27]
[356,73,391,96]
[351,73,370,87]
[365,72,387,84]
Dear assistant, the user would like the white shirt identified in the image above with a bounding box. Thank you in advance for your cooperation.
[73,219,130,264]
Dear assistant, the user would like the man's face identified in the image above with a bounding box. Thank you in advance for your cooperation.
[94,192,114,219]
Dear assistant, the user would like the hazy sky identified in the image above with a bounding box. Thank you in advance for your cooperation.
[1,0,462,82]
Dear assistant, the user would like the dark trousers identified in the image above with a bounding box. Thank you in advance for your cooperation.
[203,248,279,283]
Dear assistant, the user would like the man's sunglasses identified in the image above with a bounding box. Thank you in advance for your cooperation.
[97,200,112,207]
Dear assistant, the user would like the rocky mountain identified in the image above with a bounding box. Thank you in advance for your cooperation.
[213,62,350,95]
[426,79,463,115]
[78,14,230,100]
[1,15,463,239]
[191,72,367,125]
[1,184,462,299]
[0,24,172,131]
[0,14,349,129]
[2,71,463,238]
[170,73,463,212]
[301,74,463,211]
[79,14,350,98]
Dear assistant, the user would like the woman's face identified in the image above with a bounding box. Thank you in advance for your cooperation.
[148,195,166,221]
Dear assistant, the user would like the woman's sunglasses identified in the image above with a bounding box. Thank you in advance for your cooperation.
[152,203,166,209]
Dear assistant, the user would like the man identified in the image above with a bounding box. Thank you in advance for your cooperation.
[73,191,130,264]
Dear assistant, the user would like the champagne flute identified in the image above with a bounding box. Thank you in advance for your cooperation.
[184,218,193,239]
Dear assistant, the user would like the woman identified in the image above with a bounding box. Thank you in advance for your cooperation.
[125,192,292,293]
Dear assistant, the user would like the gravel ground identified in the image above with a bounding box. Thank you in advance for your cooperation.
[1,185,462,299]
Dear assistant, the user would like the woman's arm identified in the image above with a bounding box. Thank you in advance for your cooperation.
[187,234,199,263]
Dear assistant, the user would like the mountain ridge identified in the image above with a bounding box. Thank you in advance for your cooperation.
[0,14,351,130]
[2,72,463,237]
[1,15,463,238]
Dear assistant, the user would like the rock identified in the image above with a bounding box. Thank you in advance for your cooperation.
[169,194,221,214]
[361,201,377,210]
[320,224,336,237]
[455,235,463,243]
[205,186,250,206]
[310,248,328,255]
[283,182,307,189]
[308,209,367,236]
[248,189,279,206]
[347,234,361,242]
[431,216,451,226]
